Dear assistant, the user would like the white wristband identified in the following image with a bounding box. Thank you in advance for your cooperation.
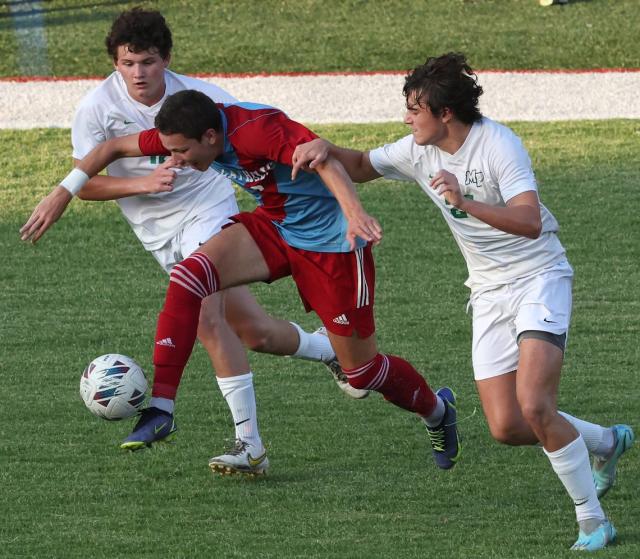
[59,168,90,196]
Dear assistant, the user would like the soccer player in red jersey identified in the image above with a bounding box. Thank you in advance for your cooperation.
[22,90,461,473]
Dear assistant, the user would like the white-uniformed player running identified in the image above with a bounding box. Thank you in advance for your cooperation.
[70,8,367,471]
[291,52,634,551]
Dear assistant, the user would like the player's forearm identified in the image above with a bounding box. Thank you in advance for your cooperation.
[315,157,364,217]
[458,199,542,238]
[77,175,148,201]
[327,145,380,184]
[75,134,143,179]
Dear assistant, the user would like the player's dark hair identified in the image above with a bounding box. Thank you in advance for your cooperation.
[106,7,173,61]
[155,90,222,139]
[403,52,483,124]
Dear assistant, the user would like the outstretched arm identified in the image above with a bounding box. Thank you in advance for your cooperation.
[314,156,383,250]
[292,138,381,183]
[20,133,148,243]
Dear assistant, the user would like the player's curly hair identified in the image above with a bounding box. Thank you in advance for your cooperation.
[106,7,173,61]
[156,90,222,139]
[403,52,483,124]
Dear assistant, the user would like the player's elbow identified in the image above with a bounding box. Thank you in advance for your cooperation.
[525,218,542,239]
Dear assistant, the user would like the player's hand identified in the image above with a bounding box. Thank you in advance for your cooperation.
[142,157,178,194]
[291,139,331,180]
[346,209,383,250]
[19,186,73,243]
[431,169,466,209]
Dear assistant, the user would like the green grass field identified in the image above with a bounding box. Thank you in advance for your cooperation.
[1,0,639,557]
[1,120,638,558]
[1,0,639,76]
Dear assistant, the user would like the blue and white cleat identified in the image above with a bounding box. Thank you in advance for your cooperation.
[120,406,177,451]
[592,424,635,498]
[571,520,616,551]
[426,387,461,470]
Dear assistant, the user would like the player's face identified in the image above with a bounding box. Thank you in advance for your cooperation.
[159,130,219,172]
[114,46,169,106]
[403,92,447,146]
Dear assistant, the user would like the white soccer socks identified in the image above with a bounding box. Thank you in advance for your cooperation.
[544,435,605,524]
[290,322,335,363]
[216,372,263,451]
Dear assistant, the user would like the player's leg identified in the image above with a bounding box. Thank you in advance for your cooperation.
[221,285,368,398]
[326,328,461,470]
[292,243,460,469]
[475,372,539,445]
[122,223,269,452]
[517,337,615,550]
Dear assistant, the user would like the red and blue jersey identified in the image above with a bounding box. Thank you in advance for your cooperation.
[139,102,364,253]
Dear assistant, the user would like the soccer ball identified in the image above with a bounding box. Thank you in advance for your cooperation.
[80,354,148,420]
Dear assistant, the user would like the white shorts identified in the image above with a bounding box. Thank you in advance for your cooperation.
[470,260,574,381]
[151,194,239,274]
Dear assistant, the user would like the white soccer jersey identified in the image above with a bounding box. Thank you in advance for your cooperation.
[72,70,237,251]
[369,117,567,292]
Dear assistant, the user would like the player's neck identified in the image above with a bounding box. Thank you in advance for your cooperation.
[436,121,472,155]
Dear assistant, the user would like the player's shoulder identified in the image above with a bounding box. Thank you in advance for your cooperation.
[478,117,523,147]
[74,72,125,127]
[79,72,124,104]
[165,70,237,103]
[221,102,285,135]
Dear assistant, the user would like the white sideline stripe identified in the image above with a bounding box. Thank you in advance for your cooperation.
[8,2,50,77]
[1,72,639,128]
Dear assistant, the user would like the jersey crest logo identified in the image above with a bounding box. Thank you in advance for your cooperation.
[465,169,485,188]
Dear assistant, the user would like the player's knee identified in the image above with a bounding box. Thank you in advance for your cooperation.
[488,422,527,446]
[520,399,554,432]
[235,321,272,353]
[197,303,227,342]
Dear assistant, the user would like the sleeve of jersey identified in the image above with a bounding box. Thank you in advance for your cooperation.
[138,128,171,156]
[492,135,538,203]
[233,111,318,165]
[71,101,106,160]
[369,135,416,182]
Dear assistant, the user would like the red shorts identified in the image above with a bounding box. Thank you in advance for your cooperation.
[230,210,376,337]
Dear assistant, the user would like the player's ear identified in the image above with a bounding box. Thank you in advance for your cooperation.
[163,53,171,68]
[441,107,454,123]
[203,129,217,145]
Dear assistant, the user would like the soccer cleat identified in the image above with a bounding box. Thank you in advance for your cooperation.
[570,519,616,551]
[592,424,635,499]
[315,327,369,399]
[208,439,269,476]
[426,387,461,470]
[120,406,177,451]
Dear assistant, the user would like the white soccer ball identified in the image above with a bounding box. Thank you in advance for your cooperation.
[80,354,148,420]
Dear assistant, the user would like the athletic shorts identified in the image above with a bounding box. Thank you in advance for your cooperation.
[470,260,574,381]
[230,210,376,338]
[151,194,239,274]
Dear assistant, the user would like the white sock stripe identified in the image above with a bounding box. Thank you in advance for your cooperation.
[173,265,208,298]
[172,266,208,298]
[367,355,389,390]
[191,253,216,293]
[343,359,376,376]
[190,253,212,292]
[170,276,207,299]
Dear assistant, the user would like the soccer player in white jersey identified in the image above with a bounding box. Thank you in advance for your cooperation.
[291,53,634,551]
[52,8,367,473]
